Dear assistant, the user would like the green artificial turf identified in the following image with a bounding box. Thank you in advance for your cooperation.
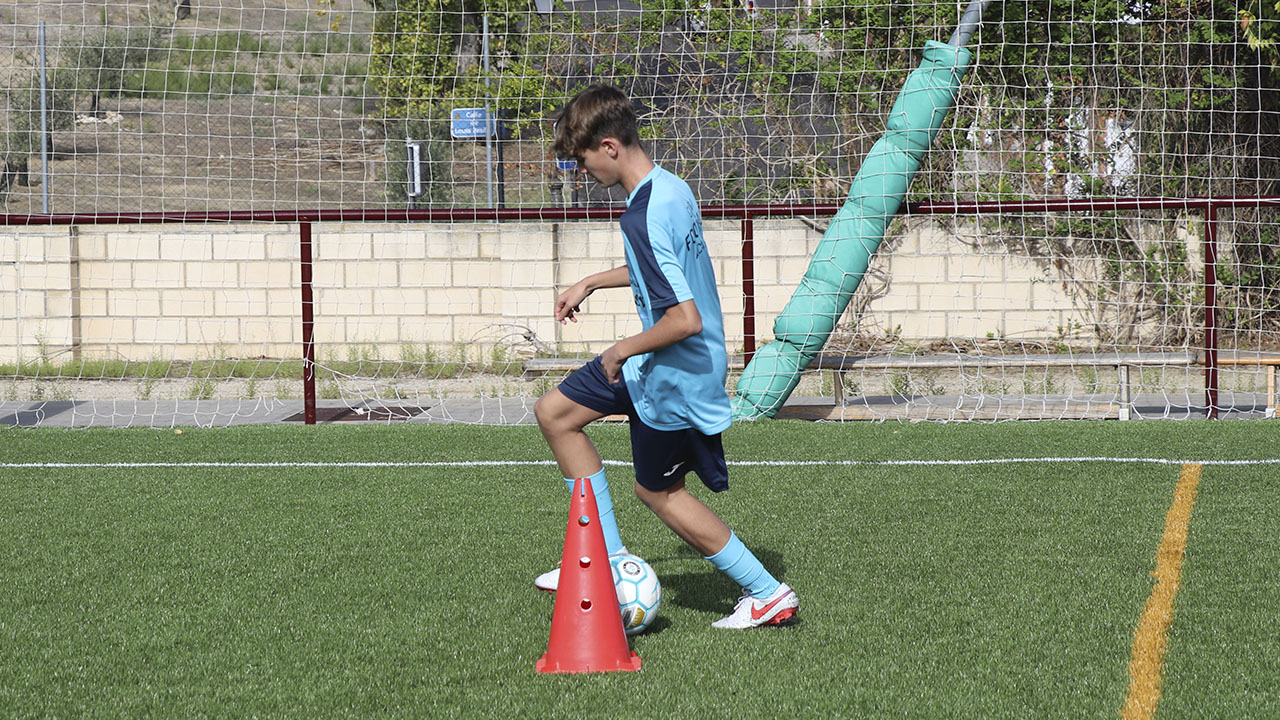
[1,421,1276,718]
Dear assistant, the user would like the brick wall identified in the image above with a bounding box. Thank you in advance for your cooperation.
[1,219,1087,363]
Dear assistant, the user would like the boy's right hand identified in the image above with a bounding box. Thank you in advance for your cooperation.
[554,283,589,324]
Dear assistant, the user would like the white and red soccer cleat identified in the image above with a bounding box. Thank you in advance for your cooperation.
[711,583,799,629]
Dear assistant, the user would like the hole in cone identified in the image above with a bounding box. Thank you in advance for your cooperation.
[580,598,592,610]
[579,555,591,568]
[578,515,590,526]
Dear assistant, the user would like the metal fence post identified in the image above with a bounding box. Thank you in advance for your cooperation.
[300,221,317,425]
[1204,204,1219,419]
[742,213,756,364]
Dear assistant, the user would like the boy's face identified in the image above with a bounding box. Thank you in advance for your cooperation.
[577,138,622,189]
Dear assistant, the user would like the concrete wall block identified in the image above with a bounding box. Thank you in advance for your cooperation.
[1029,278,1074,309]
[373,287,428,316]
[491,224,555,260]
[110,289,164,317]
[704,225,740,254]
[133,261,186,288]
[346,316,401,345]
[476,228,504,259]
[312,317,347,345]
[135,317,186,344]
[776,256,811,285]
[317,288,372,317]
[16,291,47,319]
[40,231,73,261]
[242,261,293,289]
[184,261,240,288]
[80,261,131,289]
[265,227,300,261]
[591,230,625,260]
[422,227,460,259]
[895,313,949,339]
[452,260,502,287]
[954,254,999,281]
[18,318,73,347]
[311,262,343,289]
[501,261,553,289]
[348,261,400,288]
[20,263,73,291]
[945,315,997,339]
[1001,311,1056,338]
[215,289,269,317]
[0,233,16,263]
[868,287,917,314]
[162,289,217,318]
[239,318,298,346]
[0,288,16,317]
[267,289,297,317]
[717,257,744,288]
[74,232,108,260]
[974,283,1020,311]
[0,320,17,361]
[80,291,110,317]
[210,233,267,262]
[451,315,501,344]
[555,314,613,350]
[442,229,480,259]
[400,260,452,288]
[184,317,239,347]
[426,287,479,316]
[8,233,46,263]
[398,316,453,347]
[321,229,373,261]
[502,289,550,322]
[478,288,503,315]
[372,226,428,260]
[81,317,132,344]
[556,258,614,287]
[44,289,74,317]
[719,292,745,319]
[556,226,594,261]
[158,232,211,261]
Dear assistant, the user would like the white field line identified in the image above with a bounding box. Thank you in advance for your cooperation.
[3,457,1280,469]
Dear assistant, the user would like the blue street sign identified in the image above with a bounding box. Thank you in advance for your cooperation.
[451,108,491,138]
[556,158,577,171]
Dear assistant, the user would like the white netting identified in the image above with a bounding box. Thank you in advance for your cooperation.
[2,1,1278,426]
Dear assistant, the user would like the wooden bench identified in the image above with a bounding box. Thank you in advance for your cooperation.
[810,352,1197,421]
[1215,353,1280,418]
[522,351,1280,419]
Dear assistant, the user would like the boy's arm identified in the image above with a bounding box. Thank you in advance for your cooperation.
[600,299,702,383]
[555,266,630,324]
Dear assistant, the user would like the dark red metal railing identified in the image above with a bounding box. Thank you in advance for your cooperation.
[5,195,1279,422]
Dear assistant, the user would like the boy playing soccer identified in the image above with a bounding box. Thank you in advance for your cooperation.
[532,85,798,629]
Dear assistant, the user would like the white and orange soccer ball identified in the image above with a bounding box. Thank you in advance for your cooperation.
[610,553,661,635]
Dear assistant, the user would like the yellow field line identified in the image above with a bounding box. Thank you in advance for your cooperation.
[1120,463,1203,720]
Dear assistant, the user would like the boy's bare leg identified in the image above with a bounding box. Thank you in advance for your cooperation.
[634,479,732,556]
[534,388,608,478]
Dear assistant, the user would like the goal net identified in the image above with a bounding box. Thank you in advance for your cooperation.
[2,0,1277,426]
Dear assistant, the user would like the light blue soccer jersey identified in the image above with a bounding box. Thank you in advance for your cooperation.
[619,166,732,435]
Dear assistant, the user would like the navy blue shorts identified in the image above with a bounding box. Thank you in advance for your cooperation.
[558,356,729,493]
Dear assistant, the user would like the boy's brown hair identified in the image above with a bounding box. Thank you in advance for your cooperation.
[552,84,641,160]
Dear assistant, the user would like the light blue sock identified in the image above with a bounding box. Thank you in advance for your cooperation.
[704,531,781,599]
[564,467,624,555]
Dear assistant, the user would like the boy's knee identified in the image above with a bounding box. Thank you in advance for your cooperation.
[534,390,584,436]
[634,481,679,511]
[533,391,562,430]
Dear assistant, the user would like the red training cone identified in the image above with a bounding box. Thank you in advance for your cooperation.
[536,477,642,674]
